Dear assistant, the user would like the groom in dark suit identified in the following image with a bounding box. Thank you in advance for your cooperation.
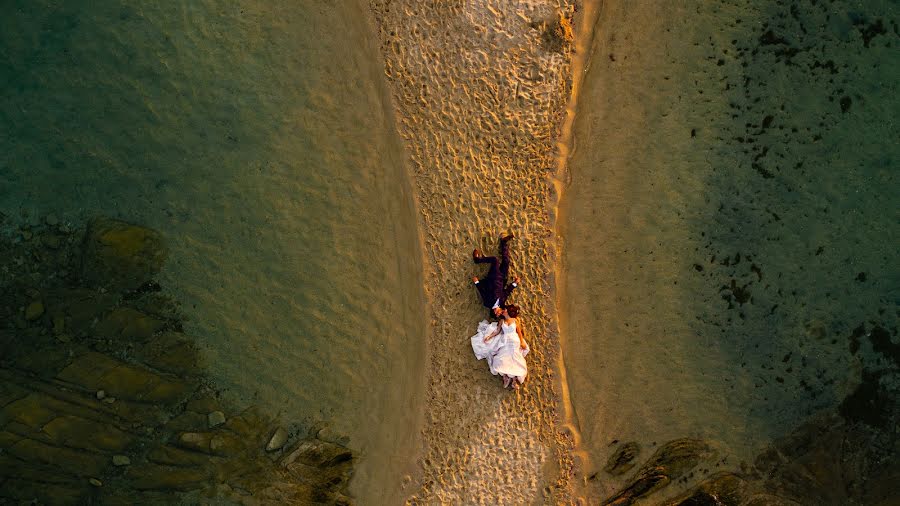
[472,233,519,319]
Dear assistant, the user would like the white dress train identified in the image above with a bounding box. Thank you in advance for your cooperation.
[470,319,529,383]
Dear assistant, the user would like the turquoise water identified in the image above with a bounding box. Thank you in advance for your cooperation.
[562,0,898,500]
[1,1,424,502]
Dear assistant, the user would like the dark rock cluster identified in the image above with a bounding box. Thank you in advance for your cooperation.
[601,439,714,505]
[598,385,899,505]
[0,216,354,505]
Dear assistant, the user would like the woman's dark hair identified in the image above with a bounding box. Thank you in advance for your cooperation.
[505,305,519,318]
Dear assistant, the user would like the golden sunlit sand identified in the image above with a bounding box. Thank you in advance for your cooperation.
[368,1,583,502]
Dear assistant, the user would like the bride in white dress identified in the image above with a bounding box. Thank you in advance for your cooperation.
[470,305,530,389]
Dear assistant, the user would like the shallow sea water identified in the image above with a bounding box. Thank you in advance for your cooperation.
[1,1,424,502]
[561,0,898,500]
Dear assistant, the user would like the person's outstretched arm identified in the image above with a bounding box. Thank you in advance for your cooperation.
[504,276,520,298]
[484,325,502,343]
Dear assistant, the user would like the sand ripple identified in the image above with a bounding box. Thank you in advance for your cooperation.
[368,1,578,503]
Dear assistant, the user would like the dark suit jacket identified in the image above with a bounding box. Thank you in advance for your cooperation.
[476,278,516,309]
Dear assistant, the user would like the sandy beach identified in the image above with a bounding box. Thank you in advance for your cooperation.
[368,1,583,503]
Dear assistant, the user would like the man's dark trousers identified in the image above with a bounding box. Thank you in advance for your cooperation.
[475,239,511,308]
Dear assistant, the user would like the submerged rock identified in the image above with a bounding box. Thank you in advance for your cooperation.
[95,307,165,342]
[177,432,212,453]
[752,410,900,506]
[207,410,226,428]
[663,473,803,506]
[125,463,210,491]
[267,427,289,452]
[112,455,131,466]
[604,441,641,476]
[52,314,65,335]
[41,414,133,452]
[282,438,353,469]
[317,425,351,446]
[602,438,714,506]
[42,233,61,249]
[80,217,167,292]
[24,300,44,321]
[660,472,751,506]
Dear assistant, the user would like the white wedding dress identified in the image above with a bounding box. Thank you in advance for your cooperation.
[470,319,529,383]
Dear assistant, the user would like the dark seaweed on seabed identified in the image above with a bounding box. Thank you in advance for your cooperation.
[599,1,900,504]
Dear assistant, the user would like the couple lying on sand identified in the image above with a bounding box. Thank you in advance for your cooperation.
[470,233,530,390]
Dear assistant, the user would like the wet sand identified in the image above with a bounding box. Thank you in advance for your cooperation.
[368,1,581,503]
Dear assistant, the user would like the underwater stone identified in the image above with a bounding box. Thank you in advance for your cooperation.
[602,438,714,505]
[165,411,207,432]
[660,472,750,505]
[186,396,220,414]
[41,414,133,452]
[126,463,209,491]
[52,314,65,334]
[209,436,224,453]
[282,439,353,468]
[175,432,226,455]
[266,427,288,451]
[317,426,350,446]
[178,432,208,449]
[41,233,61,249]
[95,307,164,342]
[135,332,200,376]
[7,438,108,477]
[208,433,243,455]
[147,445,210,467]
[80,217,167,292]
[207,410,226,428]
[24,300,44,321]
[112,455,131,466]
[605,442,641,476]
[3,394,58,427]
